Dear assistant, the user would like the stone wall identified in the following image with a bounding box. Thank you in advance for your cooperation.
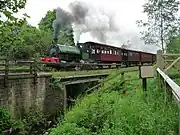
[0,73,65,118]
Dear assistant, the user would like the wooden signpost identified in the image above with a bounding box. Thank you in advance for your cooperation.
[139,65,154,91]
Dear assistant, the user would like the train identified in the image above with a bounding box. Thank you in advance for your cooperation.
[41,41,156,70]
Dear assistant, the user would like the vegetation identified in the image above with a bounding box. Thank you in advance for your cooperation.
[0,108,24,134]
[166,36,180,53]
[0,106,61,135]
[49,71,179,135]
[137,0,180,52]
[0,2,74,60]
[51,68,117,77]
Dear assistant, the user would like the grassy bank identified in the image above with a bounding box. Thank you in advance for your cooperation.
[49,70,179,135]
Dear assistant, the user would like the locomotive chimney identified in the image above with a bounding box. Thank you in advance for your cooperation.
[73,25,81,46]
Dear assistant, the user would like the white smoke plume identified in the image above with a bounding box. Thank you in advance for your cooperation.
[52,1,119,44]
[68,1,119,44]
[52,0,157,53]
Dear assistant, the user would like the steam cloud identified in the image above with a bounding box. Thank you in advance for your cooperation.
[52,7,72,42]
[51,0,158,53]
[52,1,119,45]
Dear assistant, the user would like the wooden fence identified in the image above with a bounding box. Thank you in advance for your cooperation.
[0,57,38,74]
[0,57,44,86]
[156,50,180,134]
[157,50,180,73]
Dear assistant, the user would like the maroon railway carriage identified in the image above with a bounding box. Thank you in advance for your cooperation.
[84,42,122,63]
[125,49,141,65]
[140,52,154,64]
[81,41,156,66]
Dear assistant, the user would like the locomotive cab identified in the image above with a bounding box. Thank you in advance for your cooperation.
[77,42,91,62]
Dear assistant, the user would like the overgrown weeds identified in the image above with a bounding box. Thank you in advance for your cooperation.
[49,71,179,135]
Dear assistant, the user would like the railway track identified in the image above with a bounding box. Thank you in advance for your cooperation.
[44,61,134,71]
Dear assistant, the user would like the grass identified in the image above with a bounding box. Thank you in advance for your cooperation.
[166,67,180,85]
[51,69,117,77]
[49,70,179,135]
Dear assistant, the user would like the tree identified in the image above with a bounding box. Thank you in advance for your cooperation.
[0,0,29,57]
[12,24,53,59]
[38,9,75,46]
[137,0,180,52]
[38,10,56,32]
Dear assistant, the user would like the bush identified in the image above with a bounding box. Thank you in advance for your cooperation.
[0,108,24,134]
[49,72,179,135]
[0,108,13,133]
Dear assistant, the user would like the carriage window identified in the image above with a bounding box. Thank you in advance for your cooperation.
[102,50,105,54]
[114,50,117,55]
[97,49,100,54]
[110,50,112,54]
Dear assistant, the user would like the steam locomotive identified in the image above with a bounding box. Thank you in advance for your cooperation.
[41,40,156,70]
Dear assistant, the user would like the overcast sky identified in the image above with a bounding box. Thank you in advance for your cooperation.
[16,0,160,53]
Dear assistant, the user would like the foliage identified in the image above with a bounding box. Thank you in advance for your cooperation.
[0,108,13,133]
[38,9,75,46]
[0,0,30,58]
[38,10,56,32]
[0,1,75,59]
[49,71,178,135]
[0,107,55,135]
[0,23,53,59]
[166,36,180,53]
[0,0,27,23]
[0,108,24,134]
[137,0,180,52]
[50,77,61,89]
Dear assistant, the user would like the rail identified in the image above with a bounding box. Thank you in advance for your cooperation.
[157,68,180,102]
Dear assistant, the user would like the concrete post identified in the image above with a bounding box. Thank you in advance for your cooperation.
[156,50,165,70]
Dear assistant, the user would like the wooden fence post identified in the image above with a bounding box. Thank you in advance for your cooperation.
[4,57,9,87]
[156,50,165,70]
[121,72,125,88]
[33,58,38,84]
[30,62,33,75]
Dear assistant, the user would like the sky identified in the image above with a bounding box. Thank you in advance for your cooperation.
[16,0,160,53]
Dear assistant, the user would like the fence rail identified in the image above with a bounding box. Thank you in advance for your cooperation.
[157,68,180,102]
[0,57,49,74]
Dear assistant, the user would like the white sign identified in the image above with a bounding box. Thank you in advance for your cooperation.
[140,66,154,78]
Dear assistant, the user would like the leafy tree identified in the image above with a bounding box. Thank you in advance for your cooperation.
[38,9,75,46]
[0,0,29,57]
[38,10,56,32]
[137,0,180,52]
[12,24,53,59]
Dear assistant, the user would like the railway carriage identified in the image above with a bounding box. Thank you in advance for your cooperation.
[84,42,122,63]
[126,49,141,66]
[140,52,154,64]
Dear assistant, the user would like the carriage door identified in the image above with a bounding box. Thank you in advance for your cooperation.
[122,49,128,65]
